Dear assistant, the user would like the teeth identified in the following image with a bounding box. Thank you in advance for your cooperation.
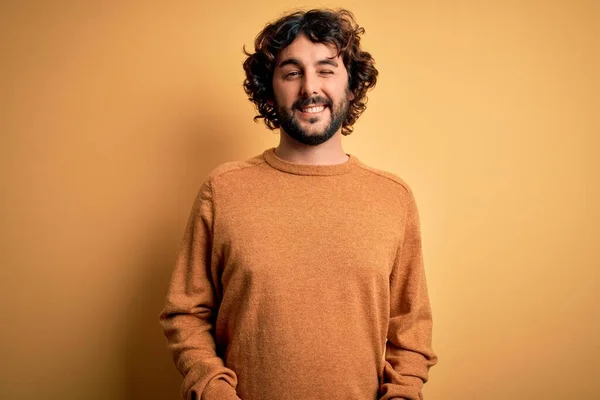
[301,106,325,113]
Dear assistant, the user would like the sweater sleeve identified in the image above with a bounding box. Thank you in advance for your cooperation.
[379,190,438,400]
[159,178,240,400]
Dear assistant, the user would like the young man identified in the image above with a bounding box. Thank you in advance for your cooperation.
[159,9,437,400]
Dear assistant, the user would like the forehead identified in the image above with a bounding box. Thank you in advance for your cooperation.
[276,34,340,65]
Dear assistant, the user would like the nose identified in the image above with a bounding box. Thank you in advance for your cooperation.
[300,71,318,97]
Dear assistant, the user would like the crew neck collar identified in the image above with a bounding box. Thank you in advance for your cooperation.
[263,148,358,176]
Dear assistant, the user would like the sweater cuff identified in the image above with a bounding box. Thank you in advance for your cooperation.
[201,379,240,400]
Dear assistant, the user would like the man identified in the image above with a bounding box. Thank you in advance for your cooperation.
[159,8,437,400]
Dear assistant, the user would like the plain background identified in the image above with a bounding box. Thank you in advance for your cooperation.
[1,1,598,399]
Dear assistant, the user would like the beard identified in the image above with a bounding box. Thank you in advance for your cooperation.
[275,92,350,146]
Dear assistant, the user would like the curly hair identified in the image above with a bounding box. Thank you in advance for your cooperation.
[243,9,378,136]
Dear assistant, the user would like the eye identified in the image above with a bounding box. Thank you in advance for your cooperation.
[319,70,334,76]
[285,71,302,79]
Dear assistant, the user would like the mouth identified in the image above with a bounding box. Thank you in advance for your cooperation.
[297,104,327,115]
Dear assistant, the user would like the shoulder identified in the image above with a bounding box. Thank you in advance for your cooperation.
[354,160,414,196]
[195,154,266,200]
[203,156,265,187]
[206,154,265,183]
[354,160,422,220]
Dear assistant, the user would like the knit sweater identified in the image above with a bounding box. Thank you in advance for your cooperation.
[159,148,437,400]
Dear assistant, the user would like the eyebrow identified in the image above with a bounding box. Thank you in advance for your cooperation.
[277,57,339,68]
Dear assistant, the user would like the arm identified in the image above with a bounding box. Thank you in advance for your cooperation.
[159,179,240,400]
[379,191,438,400]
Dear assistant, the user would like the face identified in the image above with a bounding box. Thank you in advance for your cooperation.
[271,34,353,146]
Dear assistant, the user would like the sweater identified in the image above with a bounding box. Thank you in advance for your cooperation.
[159,148,437,400]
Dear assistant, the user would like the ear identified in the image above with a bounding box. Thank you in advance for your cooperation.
[266,98,274,106]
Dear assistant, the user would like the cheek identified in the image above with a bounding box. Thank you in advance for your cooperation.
[326,76,351,98]
[272,83,295,105]
[325,86,349,103]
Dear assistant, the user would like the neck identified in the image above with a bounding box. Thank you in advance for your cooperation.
[275,130,349,165]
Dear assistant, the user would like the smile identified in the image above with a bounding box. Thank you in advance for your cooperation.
[298,105,326,114]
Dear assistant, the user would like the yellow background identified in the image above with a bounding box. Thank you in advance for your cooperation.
[1,1,598,399]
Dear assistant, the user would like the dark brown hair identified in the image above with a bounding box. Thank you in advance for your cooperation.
[243,9,378,135]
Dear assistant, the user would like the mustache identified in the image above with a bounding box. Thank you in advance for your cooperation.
[293,96,333,109]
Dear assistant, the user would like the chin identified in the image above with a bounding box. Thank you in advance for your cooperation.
[300,118,329,129]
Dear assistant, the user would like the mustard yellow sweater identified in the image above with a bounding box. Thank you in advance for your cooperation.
[159,148,437,400]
